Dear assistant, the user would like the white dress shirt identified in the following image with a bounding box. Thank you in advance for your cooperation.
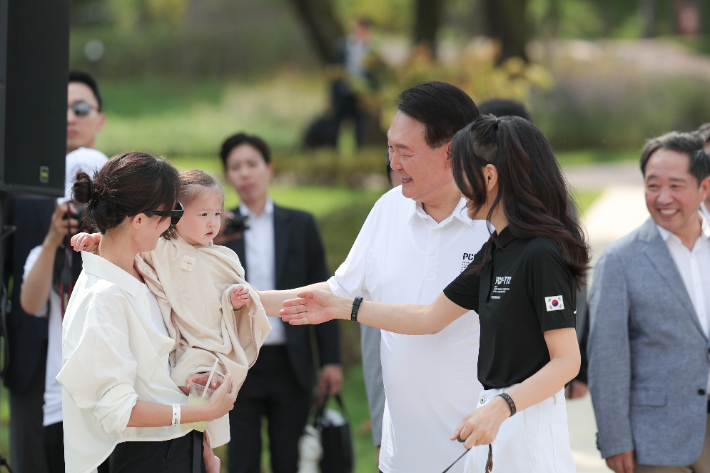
[57,252,190,473]
[657,214,710,390]
[239,198,286,345]
[702,202,710,224]
[329,186,491,473]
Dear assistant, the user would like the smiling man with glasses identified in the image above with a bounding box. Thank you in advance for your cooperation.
[2,70,108,473]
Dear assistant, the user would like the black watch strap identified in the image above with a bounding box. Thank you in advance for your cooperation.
[497,392,516,416]
[351,297,363,322]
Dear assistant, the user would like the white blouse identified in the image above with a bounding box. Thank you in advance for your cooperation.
[57,251,190,473]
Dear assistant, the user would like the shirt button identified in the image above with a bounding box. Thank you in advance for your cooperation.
[700,389,706,396]
[479,396,485,404]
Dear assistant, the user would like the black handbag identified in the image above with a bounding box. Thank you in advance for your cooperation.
[313,394,354,473]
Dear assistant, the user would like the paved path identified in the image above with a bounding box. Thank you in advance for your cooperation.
[562,162,648,472]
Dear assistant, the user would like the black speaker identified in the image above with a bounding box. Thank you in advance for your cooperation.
[0,0,70,197]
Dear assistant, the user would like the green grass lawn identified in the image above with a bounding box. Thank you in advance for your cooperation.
[95,74,329,158]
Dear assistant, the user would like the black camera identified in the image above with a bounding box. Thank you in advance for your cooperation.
[223,214,250,235]
[63,204,85,224]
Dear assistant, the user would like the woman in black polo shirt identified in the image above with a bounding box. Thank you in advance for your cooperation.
[281,115,589,472]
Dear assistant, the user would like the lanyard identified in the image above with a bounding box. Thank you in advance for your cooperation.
[59,216,77,319]
[441,445,492,473]
[59,245,74,319]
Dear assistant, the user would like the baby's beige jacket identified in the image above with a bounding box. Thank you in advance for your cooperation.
[136,234,271,447]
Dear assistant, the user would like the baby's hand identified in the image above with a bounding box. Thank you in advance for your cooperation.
[70,232,101,252]
[230,285,250,310]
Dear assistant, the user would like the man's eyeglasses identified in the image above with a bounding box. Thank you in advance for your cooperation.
[144,202,184,225]
[69,101,96,117]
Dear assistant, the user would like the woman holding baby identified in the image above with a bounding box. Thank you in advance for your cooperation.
[58,152,249,473]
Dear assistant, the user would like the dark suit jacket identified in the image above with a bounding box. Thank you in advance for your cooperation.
[2,195,55,393]
[222,204,341,391]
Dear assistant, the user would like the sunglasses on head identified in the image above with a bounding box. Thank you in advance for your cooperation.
[144,202,184,225]
[69,101,95,117]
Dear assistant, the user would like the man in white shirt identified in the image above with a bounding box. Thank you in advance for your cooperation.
[588,131,710,473]
[263,81,490,473]
[9,70,107,473]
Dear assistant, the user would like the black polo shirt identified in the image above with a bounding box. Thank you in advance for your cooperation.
[443,227,577,389]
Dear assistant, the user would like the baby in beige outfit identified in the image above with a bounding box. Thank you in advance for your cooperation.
[73,170,271,449]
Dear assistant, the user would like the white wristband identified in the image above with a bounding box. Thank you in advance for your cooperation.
[172,404,181,427]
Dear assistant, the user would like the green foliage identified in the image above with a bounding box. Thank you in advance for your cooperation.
[370,45,555,130]
[529,0,654,39]
[333,0,414,32]
[69,1,317,77]
[94,71,673,170]
[107,0,189,27]
[95,73,327,157]
[532,71,710,151]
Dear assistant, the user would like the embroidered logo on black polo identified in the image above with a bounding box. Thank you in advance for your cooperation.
[545,295,565,311]
[491,276,512,299]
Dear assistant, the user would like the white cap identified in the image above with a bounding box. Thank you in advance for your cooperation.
[59,147,109,204]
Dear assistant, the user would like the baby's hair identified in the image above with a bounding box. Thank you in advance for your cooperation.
[164,170,223,240]
[179,170,223,206]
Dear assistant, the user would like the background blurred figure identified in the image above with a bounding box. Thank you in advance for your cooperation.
[477,97,590,400]
[217,133,343,473]
[329,18,378,148]
[2,70,106,473]
[588,132,710,473]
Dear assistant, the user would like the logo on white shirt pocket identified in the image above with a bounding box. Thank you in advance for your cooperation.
[461,252,476,273]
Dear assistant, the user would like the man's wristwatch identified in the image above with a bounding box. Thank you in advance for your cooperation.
[351,297,363,322]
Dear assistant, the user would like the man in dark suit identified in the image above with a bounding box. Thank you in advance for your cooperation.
[216,132,343,473]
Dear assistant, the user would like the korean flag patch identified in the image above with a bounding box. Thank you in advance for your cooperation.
[545,296,565,312]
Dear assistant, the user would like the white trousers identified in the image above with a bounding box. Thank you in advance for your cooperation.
[464,387,576,473]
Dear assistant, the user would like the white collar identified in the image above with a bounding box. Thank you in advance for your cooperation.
[239,198,274,218]
[80,251,144,297]
[405,195,473,228]
[656,211,710,243]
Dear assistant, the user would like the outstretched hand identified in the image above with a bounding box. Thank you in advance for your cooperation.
[280,289,345,325]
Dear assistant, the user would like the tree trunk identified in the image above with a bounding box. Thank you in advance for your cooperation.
[638,0,656,37]
[484,0,530,63]
[288,0,345,64]
[413,0,446,53]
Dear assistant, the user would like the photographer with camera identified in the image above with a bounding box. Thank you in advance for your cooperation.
[215,132,342,473]
[4,71,107,473]
[19,153,106,473]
